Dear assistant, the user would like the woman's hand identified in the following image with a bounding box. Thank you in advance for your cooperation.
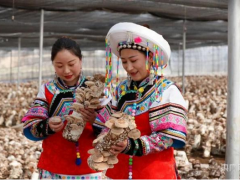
[110,139,128,155]
[48,116,64,132]
[79,108,97,124]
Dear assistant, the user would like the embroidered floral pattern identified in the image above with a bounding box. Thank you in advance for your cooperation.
[150,107,187,133]
[23,107,48,120]
[141,132,173,155]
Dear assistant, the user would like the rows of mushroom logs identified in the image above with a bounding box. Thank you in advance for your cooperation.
[0,75,228,179]
[0,82,38,127]
[173,76,227,158]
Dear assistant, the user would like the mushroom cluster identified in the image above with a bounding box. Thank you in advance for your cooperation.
[63,74,105,142]
[87,112,140,175]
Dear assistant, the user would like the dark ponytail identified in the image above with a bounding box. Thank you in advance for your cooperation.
[51,37,82,61]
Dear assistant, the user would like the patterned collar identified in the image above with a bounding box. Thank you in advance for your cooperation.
[129,76,154,90]
[117,76,158,102]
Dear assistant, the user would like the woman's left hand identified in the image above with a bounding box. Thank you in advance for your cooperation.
[79,108,97,124]
[110,139,128,155]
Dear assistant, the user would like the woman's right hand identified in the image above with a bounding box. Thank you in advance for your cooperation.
[48,116,64,132]
[110,139,128,155]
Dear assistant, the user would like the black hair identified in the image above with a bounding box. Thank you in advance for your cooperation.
[141,24,150,29]
[51,37,82,61]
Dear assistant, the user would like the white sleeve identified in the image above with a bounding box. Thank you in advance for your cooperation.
[37,84,46,99]
[151,85,187,109]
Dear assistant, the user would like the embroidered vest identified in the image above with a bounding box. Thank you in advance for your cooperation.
[37,84,97,175]
[106,112,177,179]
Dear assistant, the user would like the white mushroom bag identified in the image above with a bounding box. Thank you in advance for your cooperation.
[62,74,106,142]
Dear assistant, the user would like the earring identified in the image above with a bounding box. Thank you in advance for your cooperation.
[54,72,58,80]
[127,74,131,88]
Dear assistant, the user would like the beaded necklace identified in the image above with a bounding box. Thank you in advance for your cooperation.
[53,75,86,166]
[128,103,139,180]
[125,78,150,180]
[119,77,150,101]
[126,75,166,179]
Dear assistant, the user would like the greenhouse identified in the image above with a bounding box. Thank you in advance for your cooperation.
[0,0,239,179]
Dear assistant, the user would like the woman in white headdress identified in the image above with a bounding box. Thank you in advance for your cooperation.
[97,22,187,179]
